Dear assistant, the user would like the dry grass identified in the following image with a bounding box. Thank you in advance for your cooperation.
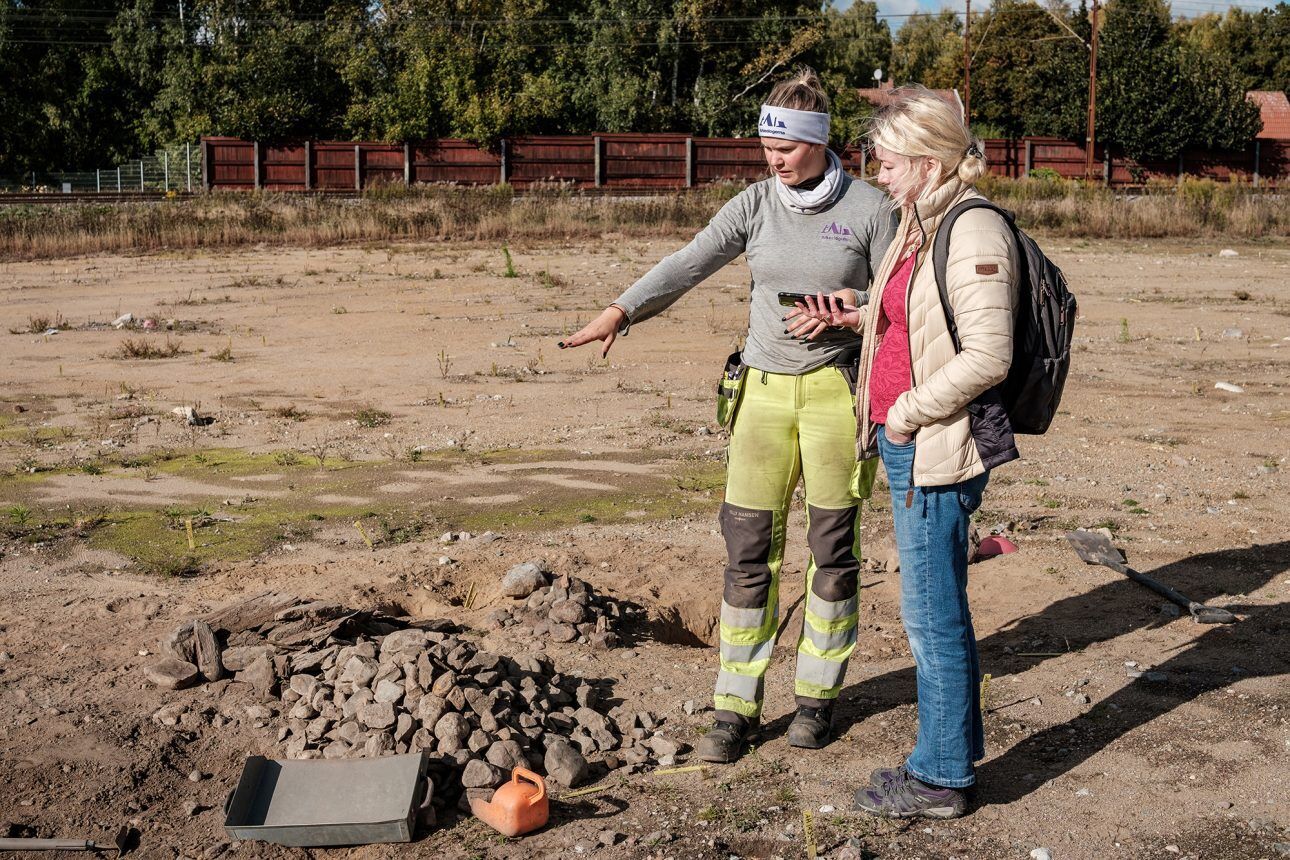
[114,336,185,359]
[0,179,1284,261]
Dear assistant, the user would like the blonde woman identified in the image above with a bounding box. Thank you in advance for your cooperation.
[564,69,895,762]
[790,86,1019,817]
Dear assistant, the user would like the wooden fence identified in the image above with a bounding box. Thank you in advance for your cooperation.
[202,134,1287,191]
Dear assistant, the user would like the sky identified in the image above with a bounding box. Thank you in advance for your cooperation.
[838,0,1283,16]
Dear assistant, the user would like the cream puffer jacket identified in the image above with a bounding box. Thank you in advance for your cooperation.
[856,178,1021,486]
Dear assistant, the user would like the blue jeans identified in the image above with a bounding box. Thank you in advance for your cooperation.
[877,427,989,789]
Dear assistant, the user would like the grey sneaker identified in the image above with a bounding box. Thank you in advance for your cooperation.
[695,718,759,763]
[853,767,967,819]
[787,703,835,749]
[869,765,906,788]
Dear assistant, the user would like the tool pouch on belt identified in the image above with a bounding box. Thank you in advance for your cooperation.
[716,350,747,429]
[833,344,862,398]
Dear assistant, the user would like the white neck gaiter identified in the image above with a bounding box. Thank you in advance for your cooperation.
[774,148,844,215]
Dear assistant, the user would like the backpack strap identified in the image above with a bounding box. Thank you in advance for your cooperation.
[931,199,1017,353]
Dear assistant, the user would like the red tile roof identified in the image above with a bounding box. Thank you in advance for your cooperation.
[856,84,964,116]
[1248,90,1290,140]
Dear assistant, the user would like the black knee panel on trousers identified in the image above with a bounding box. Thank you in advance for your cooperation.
[806,504,860,602]
[720,503,774,608]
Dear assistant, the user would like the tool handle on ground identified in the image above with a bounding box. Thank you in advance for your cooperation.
[1122,565,1191,609]
[0,838,96,851]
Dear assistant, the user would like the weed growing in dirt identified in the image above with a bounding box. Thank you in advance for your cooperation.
[501,244,517,278]
[6,504,32,526]
[353,406,392,428]
[436,348,452,379]
[1118,318,1131,343]
[11,311,68,334]
[273,451,302,466]
[535,269,564,289]
[272,404,308,421]
[211,340,234,362]
[115,336,185,359]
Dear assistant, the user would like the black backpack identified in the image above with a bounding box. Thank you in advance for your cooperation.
[932,200,1076,435]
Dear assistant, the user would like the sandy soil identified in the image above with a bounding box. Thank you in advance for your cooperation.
[0,234,1287,860]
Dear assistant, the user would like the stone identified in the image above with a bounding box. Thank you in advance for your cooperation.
[461,759,506,789]
[358,701,397,730]
[547,623,578,643]
[364,732,395,757]
[305,716,332,742]
[430,671,458,697]
[151,702,188,727]
[322,742,351,759]
[394,713,415,745]
[501,561,551,599]
[343,688,374,721]
[339,655,379,687]
[380,629,428,658]
[434,712,471,751]
[1218,248,1239,258]
[598,831,624,847]
[162,622,197,664]
[238,655,279,697]
[192,620,224,682]
[415,693,448,729]
[289,674,320,700]
[144,658,200,690]
[445,686,467,712]
[549,600,588,626]
[485,739,527,772]
[468,729,492,753]
[1030,850,1052,860]
[222,646,275,672]
[374,679,405,706]
[589,631,618,650]
[337,721,364,746]
[646,736,682,757]
[485,609,512,630]
[410,728,435,753]
[544,740,589,787]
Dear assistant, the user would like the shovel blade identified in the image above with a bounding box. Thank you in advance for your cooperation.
[1065,530,1128,569]
[1190,604,1238,625]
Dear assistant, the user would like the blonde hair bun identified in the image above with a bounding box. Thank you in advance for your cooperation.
[766,66,830,114]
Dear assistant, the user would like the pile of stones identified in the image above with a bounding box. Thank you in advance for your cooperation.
[143,591,687,815]
[486,560,638,649]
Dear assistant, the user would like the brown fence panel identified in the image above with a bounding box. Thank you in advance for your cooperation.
[208,137,255,189]
[413,140,500,184]
[1024,137,1090,180]
[313,142,358,189]
[601,134,688,188]
[263,143,306,190]
[361,143,405,187]
[508,136,595,186]
[694,138,765,184]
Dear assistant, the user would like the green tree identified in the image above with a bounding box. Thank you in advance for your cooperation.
[889,10,961,88]
[1099,0,1260,160]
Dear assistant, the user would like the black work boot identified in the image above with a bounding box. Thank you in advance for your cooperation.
[695,717,760,763]
[787,702,835,749]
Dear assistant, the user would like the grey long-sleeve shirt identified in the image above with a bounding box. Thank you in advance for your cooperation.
[612,173,896,374]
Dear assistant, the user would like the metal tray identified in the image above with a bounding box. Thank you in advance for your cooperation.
[224,752,430,846]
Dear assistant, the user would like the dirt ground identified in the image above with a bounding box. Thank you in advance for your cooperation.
[0,232,1287,860]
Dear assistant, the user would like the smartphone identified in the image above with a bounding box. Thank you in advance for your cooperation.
[778,290,830,308]
[777,290,868,309]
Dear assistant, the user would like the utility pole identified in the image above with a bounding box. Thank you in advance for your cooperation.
[1085,0,1100,179]
[963,0,972,124]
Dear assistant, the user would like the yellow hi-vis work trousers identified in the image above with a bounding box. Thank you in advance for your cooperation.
[713,363,877,722]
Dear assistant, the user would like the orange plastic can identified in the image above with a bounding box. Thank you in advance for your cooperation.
[469,767,549,837]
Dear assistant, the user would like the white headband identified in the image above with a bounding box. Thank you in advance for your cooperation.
[758,104,830,145]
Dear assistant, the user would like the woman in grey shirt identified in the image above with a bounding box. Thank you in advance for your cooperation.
[563,68,895,762]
